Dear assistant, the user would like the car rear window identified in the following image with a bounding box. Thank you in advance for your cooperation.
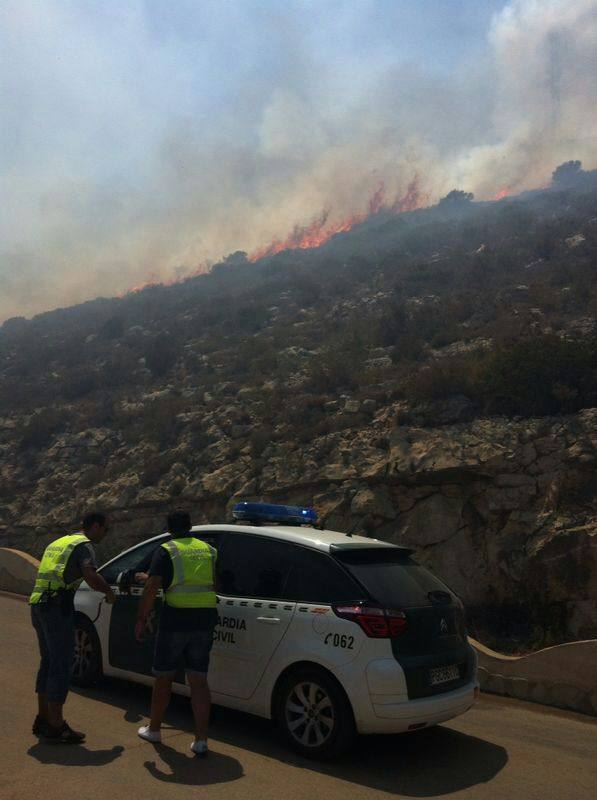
[333,548,453,608]
[284,547,361,603]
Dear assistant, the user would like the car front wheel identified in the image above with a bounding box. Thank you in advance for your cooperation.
[276,667,356,760]
[71,614,103,687]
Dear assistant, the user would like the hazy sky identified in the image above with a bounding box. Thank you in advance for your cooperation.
[2,0,596,320]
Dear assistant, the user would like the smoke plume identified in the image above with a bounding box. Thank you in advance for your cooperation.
[1,0,596,321]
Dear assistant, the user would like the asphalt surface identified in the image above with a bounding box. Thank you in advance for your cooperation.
[2,594,596,800]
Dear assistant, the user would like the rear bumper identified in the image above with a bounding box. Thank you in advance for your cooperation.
[358,680,478,734]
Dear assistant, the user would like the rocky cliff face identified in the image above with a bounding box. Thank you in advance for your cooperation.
[2,404,595,650]
[2,182,596,651]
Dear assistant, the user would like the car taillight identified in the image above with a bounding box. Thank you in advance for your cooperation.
[333,604,407,638]
[388,612,408,637]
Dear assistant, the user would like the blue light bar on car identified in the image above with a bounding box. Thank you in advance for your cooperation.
[232,502,318,526]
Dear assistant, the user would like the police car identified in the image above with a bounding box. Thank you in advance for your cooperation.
[73,503,478,759]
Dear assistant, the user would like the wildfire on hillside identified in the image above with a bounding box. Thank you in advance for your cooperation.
[119,265,209,298]
[121,173,519,296]
[248,176,425,262]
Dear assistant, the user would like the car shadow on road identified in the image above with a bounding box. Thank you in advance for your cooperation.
[74,679,508,796]
[210,710,509,797]
[27,742,124,767]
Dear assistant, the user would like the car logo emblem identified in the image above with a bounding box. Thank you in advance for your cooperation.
[440,618,448,635]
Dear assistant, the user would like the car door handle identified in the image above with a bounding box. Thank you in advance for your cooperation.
[257,616,281,625]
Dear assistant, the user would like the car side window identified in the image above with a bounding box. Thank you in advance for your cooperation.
[284,547,361,604]
[99,539,166,584]
[217,534,294,600]
[193,532,221,551]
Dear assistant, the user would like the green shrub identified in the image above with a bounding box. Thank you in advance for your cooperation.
[481,335,597,416]
[18,407,69,449]
[406,357,479,403]
[60,368,98,401]
[99,315,125,340]
[144,336,178,377]
[249,425,274,456]
[141,452,177,486]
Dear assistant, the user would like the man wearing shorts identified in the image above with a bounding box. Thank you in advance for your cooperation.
[135,511,217,757]
[29,511,115,743]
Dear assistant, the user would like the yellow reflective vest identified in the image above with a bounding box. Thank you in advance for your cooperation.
[30,534,90,605]
[161,537,217,609]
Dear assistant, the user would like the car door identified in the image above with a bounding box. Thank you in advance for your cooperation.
[104,531,223,679]
[101,537,168,677]
[209,533,296,699]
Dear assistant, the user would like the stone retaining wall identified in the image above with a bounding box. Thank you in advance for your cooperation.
[471,637,597,716]
[0,548,39,596]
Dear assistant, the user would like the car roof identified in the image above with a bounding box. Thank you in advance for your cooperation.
[190,523,401,554]
[99,523,408,572]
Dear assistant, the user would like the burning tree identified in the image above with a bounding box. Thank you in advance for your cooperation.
[439,190,474,206]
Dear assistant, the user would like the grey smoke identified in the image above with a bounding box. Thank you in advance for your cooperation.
[1,0,596,321]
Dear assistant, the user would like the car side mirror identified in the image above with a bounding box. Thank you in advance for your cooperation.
[116,570,134,595]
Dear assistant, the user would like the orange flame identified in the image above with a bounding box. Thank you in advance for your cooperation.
[118,175,432,294]
[249,177,424,262]
[391,177,426,213]
[494,187,510,200]
[118,264,209,298]
[368,181,387,215]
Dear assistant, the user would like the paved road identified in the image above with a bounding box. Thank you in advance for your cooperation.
[1,594,595,800]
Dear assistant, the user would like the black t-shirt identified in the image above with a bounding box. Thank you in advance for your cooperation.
[148,540,217,632]
[64,542,97,587]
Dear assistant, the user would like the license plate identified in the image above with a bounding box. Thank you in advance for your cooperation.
[429,664,460,685]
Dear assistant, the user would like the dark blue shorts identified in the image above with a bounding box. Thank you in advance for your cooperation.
[31,603,75,703]
[153,626,215,676]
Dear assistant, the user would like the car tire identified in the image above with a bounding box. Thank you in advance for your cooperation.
[71,614,103,687]
[276,667,356,760]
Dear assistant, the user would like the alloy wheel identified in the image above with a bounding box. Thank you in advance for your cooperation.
[284,680,335,748]
[73,627,93,679]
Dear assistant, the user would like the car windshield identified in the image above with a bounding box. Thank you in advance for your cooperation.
[333,548,453,609]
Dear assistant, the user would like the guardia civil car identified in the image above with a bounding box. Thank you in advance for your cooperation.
[73,503,478,759]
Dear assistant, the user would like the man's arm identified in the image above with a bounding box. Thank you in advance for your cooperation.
[135,576,162,642]
[134,544,166,584]
[81,564,117,604]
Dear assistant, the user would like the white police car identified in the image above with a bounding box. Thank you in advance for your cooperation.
[73,503,478,759]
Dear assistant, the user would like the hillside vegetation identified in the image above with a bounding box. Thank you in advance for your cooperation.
[1,167,596,651]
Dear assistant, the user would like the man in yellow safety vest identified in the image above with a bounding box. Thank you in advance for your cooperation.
[135,510,217,757]
[29,512,116,743]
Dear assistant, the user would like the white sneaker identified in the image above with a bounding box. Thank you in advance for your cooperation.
[190,739,208,757]
[138,725,161,743]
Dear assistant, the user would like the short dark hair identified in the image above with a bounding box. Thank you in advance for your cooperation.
[82,511,107,531]
[168,510,192,536]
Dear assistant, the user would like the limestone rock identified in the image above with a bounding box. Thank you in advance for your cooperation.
[399,493,464,548]
[350,487,395,520]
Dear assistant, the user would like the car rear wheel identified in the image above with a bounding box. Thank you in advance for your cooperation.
[71,614,102,687]
[276,667,356,760]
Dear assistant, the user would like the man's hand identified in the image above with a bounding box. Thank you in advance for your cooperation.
[105,588,117,605]
[135,618,147,643]
[83,563,117,598]
[135,575,161,643]
[134,572,149,584]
